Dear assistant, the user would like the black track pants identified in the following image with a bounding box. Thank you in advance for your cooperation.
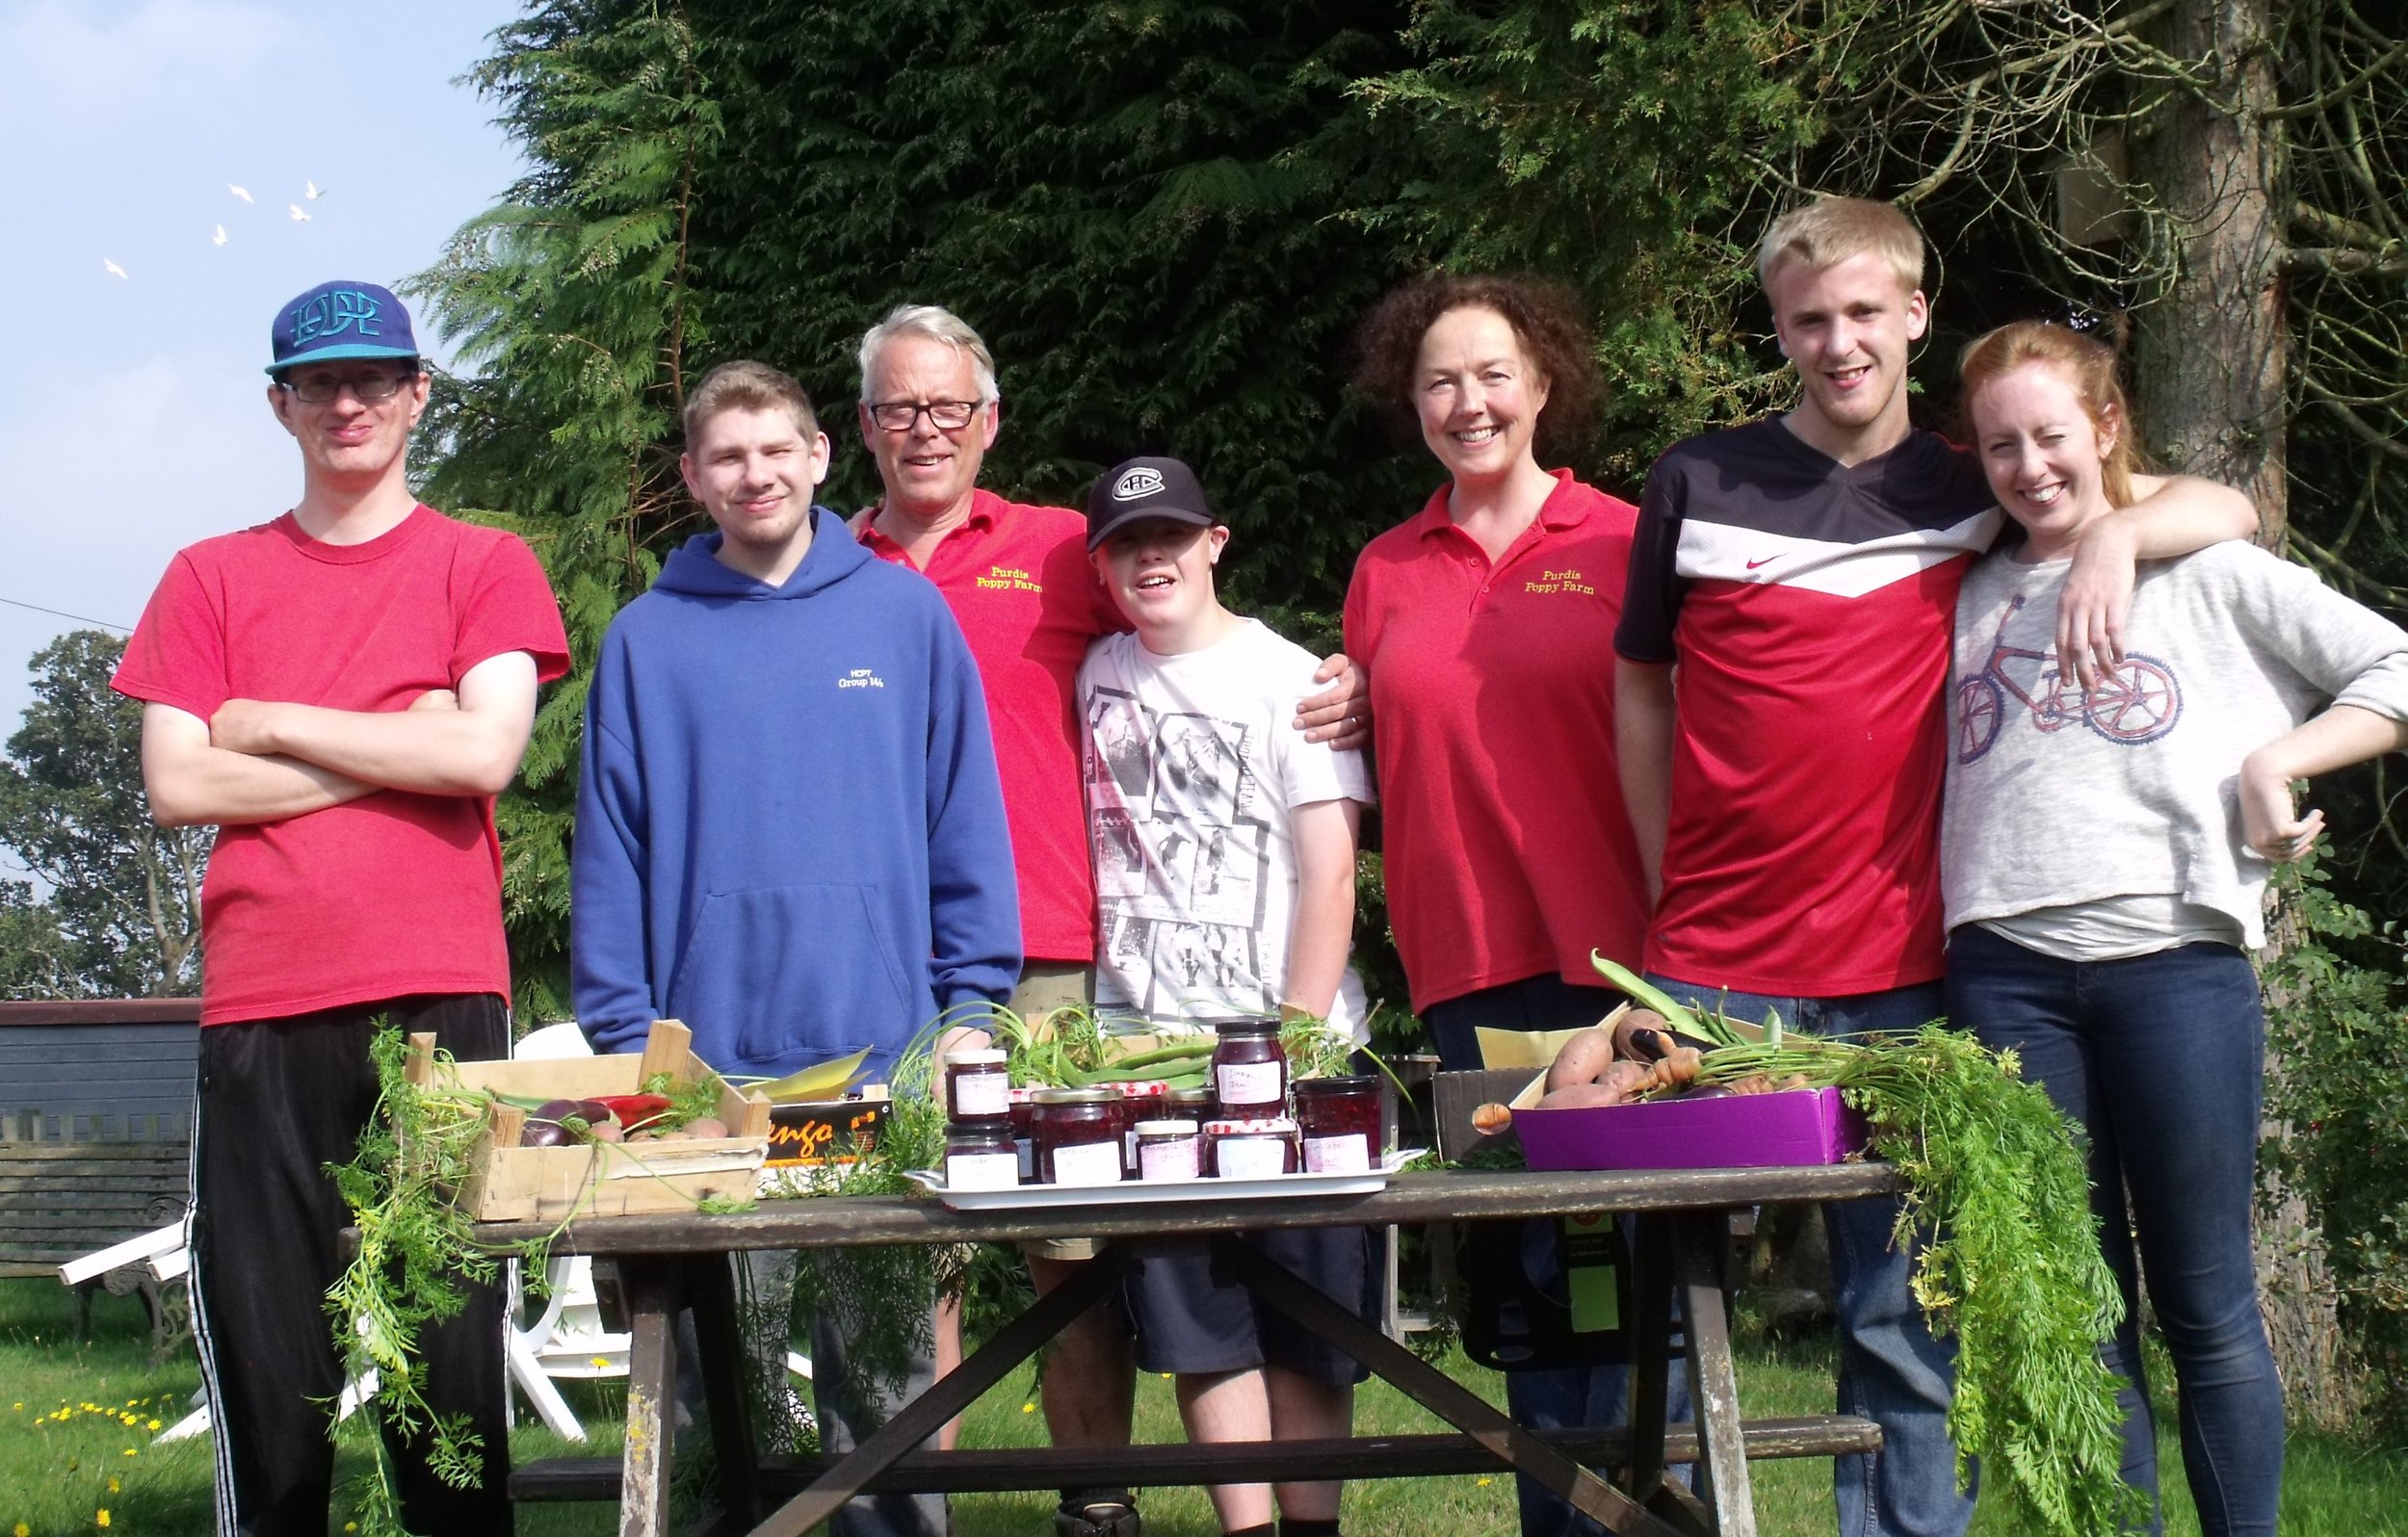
[190,995,513,1537]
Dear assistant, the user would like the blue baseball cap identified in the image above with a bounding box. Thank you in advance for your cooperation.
[265,280,421,377]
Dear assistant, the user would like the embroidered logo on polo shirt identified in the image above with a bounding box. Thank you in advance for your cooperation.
[1112,467,1165,501]
[838,667,887,690]
[1523,567,1596,595]
[974,564,1043,592]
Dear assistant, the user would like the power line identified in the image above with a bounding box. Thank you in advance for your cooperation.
[0,595,133,634]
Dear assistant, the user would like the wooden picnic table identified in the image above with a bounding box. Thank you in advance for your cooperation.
[485,1163,1902,1537]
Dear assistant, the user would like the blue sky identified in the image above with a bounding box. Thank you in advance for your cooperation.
[0,0,526,780]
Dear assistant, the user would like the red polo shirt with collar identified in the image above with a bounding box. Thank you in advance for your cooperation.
[858,488,1126,965]
[1342,471,1649,1012]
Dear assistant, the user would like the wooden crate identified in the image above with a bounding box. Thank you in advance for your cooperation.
[405,1020,772,1223]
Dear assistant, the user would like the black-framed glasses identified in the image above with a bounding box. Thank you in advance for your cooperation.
[868,399,981,432]
[278,369,417,404]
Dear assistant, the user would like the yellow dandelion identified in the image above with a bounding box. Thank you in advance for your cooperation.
[125,1399,137,1408]
[17,1522,32,1537]
[98,1511,113,1528]
[145,1420,161,1432]
[1020,1403,1034,1414]
[107,1478,119,1495]
[122,1447,139,1457]
[347,1524,360,1533]
[590,1357,611,1369]
[1477,1476,1494,1487]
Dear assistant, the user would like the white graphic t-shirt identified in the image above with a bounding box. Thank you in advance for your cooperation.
[1079,618,1375,1040]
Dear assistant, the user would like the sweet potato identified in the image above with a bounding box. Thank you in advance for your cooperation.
[1546,1027,1621,1092]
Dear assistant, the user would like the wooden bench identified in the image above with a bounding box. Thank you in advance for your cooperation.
[0,1139,193,1359]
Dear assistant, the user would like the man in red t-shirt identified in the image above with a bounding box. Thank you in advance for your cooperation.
[113,280,568,1537]
[848,304,1367,1537]
[1613,202,2252,1537]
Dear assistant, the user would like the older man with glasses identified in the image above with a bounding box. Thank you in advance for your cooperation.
[848,304,1367,1537]
[111,280,568,1536]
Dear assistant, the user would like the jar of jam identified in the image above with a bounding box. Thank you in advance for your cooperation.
[1210,1016,1287,1115]
[1206,1116,1298,1180]
[943,1048,1011,1124]
[1294,1075,1382,1174]
[1007,1087,1037,1184]
[1166,1084,1213,1120]
[1100,1080,1171,1174]
[1134,1118,1201,1182]
[944,1121,1021,1191]
[1032,1087,1125,1186]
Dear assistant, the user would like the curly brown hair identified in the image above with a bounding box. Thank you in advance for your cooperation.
[1350,274,1601,461]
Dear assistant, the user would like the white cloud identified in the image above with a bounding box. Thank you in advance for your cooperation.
[2,0,293,121]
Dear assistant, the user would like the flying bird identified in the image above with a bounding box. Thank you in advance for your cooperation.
[228,183,253,203]
[103,258,128,279]
[288,203,310,222]
[213,223,227,247]
[305,179,324,199]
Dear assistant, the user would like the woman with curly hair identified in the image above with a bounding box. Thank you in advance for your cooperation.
[1343,274,1654,1537]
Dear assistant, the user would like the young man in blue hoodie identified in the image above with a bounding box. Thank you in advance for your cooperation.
[570,358,1020,1537]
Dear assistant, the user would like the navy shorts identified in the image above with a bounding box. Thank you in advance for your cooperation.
[1121,1226,1374,1388]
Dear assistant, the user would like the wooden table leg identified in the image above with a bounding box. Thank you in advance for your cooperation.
[688,1254,761,1530]
[1222,1237,1691,1537]
[747,1244,1130,1537]
[617,1257,682,1537]
[1626,1214,1675,1503]
[1675,1211,1757,1537]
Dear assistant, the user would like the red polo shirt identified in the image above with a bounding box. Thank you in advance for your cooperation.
[858,490,1125,964]
[1342,472,1650,1012]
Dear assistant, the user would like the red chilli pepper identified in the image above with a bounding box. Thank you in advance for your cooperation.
[593,1093,673,1129]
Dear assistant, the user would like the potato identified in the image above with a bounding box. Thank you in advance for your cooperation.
[1546,1027,1621,1092]
[1609,1008,1673,1061]
[683,1117,728,1140]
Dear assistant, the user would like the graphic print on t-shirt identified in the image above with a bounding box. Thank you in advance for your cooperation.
[1953,592,2184,764]
[1086,687,1279,1020]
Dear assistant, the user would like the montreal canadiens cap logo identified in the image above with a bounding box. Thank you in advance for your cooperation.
[1112,467,1166,502]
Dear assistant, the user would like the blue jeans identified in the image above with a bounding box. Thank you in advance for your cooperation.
[1647,973,1973,1537]
[1425,974,1688,1537]
[1944,927,2282,1537]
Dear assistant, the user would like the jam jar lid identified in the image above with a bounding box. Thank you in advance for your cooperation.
[1032,1086,1117,1106]
[1166,1085,1212,1106]
[1133,1118,1199,1137]
[1216,1015,1282,1037]
[1008,1085,1036,1104]
[1204,1116,1297,1135]
[945,1048,1009,1066]
[944,1120,1015,1141]
[1102,1080,1170,1098]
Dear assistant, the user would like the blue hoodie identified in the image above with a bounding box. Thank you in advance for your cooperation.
[570,512,1021,1077]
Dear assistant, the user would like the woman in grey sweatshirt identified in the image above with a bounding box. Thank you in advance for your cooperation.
[1939,321,2408,1537]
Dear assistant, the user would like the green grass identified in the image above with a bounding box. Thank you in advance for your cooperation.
[5,1279,2402,1535]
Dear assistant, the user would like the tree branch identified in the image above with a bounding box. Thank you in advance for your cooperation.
[2282,246,2408,278]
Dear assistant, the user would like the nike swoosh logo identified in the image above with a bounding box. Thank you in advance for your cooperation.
[1745,557,1777,569]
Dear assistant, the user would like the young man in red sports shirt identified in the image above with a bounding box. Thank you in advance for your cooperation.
[848,304,1369,1537]
[1613,200,2254,1537]
[114,280,567,1536]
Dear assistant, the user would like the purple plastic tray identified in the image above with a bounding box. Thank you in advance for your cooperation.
[1514,1086,1869,1171]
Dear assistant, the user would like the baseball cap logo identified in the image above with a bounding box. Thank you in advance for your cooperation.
[291,289,383,347]
[1112,467,1165,502]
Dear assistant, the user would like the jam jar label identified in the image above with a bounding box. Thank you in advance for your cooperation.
[1303,1133,1372,1174]
[1050,1140,1125,1187]
[1215,1134,1290,1180]
[951,1071,1009,1120]
[1139,1137,1201,1182]
[1216,1060,1284,1108]
[945,1150,1021,1191]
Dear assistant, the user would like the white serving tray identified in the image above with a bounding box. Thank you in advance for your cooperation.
[906,1149,1425,1211]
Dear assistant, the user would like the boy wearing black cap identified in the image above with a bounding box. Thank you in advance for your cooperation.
[112,280,567,1535]
[1078,457,1374,1537]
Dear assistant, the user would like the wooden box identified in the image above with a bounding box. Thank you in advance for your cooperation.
[404,1020,771,1223]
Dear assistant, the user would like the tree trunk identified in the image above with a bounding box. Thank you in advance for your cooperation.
[2132,0,2288,545]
